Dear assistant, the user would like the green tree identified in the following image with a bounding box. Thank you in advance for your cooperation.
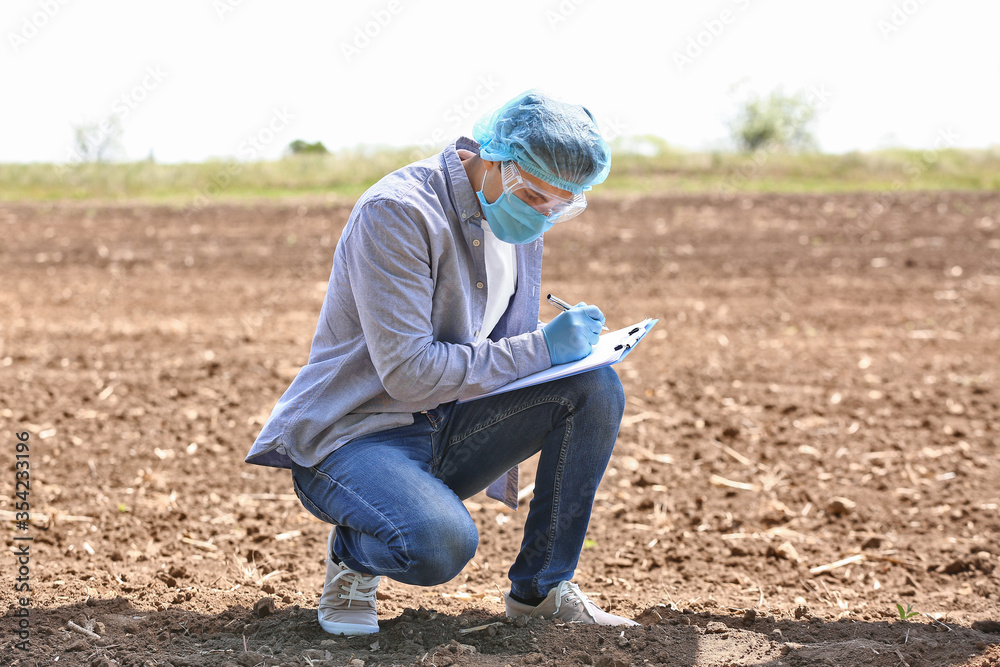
[729,87,819,153]
[287,139,329,155]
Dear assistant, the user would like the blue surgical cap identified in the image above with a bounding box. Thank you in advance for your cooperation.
[473,90,611,195]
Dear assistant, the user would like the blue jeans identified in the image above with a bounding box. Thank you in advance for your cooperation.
[290,366,625,600]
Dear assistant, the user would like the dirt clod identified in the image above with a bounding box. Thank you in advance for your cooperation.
[974,621,1000,634]
[64,639,90,652]
[768,541,801,562]
[253,597,276,618]
[237,653,265,667]
[861,536,883,550]
[826,496,857,515]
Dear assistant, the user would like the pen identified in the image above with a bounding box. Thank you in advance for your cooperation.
[546,293,610,331]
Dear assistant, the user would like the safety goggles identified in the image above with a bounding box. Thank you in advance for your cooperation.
[501,161,587,222]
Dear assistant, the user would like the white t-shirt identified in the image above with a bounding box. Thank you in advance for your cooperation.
[477,222,517,343]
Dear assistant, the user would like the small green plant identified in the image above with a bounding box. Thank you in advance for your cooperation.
[896,603,919,620]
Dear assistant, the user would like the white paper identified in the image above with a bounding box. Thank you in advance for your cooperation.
[459,318,654,403]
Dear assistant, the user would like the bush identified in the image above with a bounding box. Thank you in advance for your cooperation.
[287,139,329,155]
[729,88,819,153]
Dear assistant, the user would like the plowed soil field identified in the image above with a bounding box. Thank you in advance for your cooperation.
[2,191,999,666]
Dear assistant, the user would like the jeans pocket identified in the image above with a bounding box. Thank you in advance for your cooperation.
[426,401,457,466]
[292,473,340,526]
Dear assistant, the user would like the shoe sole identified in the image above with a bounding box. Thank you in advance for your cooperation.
[318,618,379,635]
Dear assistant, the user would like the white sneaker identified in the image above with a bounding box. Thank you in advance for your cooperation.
[317,528,380,635]
[505,581,639,626]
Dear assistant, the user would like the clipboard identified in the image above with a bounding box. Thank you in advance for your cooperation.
[458,318,658,403]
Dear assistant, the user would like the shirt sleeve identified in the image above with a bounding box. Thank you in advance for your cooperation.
[341,198,550,404]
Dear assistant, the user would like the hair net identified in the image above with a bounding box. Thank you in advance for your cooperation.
[473,90,611,195]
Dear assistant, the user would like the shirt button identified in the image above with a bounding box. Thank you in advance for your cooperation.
[473,212,481,218]
[476,282,484,289]
[473,239,481,247]
[473,330,479,337]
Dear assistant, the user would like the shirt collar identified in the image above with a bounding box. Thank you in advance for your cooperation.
[444,136,483,223]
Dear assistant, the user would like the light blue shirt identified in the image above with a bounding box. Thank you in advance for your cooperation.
[244,137,552,508]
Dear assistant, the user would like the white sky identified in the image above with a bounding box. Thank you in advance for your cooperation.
[2,0,998,163]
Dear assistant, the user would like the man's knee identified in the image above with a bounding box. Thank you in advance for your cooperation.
[571,366,625,420]
[396,514,479,586]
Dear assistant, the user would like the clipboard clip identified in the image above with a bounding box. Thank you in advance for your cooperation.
[613,320,650,351]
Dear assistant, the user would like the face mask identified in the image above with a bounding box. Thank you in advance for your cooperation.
[476,169,554,245]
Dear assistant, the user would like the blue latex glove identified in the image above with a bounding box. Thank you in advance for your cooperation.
[542,302,605,365]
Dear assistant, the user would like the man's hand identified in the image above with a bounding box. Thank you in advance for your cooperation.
[542,303,605,365]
